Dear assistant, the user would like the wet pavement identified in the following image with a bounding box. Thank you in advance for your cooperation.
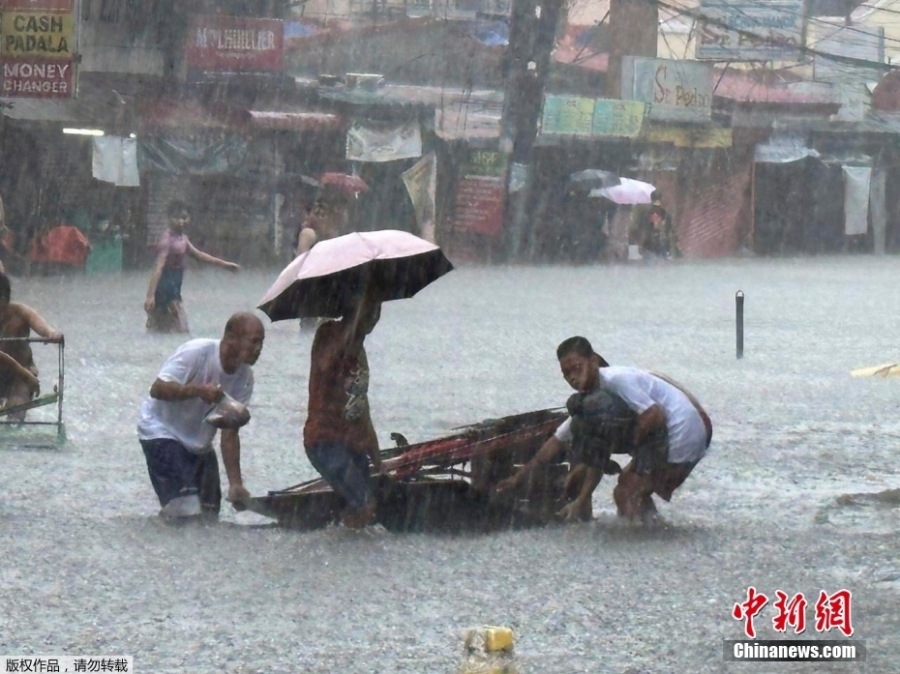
[0,257,897,673]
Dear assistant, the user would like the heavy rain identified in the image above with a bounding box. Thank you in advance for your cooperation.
[0,1,898,673]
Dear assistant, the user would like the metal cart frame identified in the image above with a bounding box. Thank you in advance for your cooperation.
[0,336,65,441]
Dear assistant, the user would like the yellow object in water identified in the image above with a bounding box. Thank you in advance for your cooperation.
[851,362,900,378]
[479,626,514,653]
[458,626,517,674]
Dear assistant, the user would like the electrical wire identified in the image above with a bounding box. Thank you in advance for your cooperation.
[655,0,898,70]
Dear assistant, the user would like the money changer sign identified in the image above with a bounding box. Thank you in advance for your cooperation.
[0,0,75,98]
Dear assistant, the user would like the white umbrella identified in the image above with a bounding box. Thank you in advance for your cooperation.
[590,178,656,205]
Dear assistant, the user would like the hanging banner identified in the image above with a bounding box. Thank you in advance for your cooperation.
[843,166,871,237]
[401,151,437,242]
[0,0,75,98]
[346,120,422,163]
[93,136,140,187]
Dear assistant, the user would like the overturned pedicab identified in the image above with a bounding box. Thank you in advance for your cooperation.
[246,392,640,533]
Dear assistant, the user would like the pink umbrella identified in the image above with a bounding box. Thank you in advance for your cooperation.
[318,172,369,193]
[258,229,453,321]
[590,178,656,205]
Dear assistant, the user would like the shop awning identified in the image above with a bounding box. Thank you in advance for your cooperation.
[246,110,344,132]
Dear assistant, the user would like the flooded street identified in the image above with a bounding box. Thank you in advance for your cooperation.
[1,257,898,673]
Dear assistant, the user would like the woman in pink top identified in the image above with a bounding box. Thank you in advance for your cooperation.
[144,200,240,333]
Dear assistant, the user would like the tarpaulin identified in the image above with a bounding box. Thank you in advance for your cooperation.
[138,133,249,176]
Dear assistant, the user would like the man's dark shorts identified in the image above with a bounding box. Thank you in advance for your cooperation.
[306,441,371,510]
[140,438,221,515]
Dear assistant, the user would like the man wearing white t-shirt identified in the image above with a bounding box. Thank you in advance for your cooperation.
[138,311,265,520]
[497,336,711,522]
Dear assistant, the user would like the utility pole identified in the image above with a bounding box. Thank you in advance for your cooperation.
[500,0,564,261]
[607,0,659,99]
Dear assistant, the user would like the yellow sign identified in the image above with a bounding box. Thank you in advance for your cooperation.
[641,125,732,148]
[1,12,74,58]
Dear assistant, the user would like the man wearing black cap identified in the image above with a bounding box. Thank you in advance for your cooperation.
[496,335,711,522]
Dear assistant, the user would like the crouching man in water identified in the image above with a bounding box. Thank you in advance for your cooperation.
[0,272,63,420]
[137,311,264,521]
[304,291,383,529]
[497,336,712,522]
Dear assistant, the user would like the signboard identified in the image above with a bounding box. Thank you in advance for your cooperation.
[622,56,712,122]
[186,15,284,74]
[1,11,74,58]
[1,57,71,96]
[696,0,805,61]
[0,0,73,9]
[641,125,732,148]
[0,0,74,98]
[452,150,506,236]
[453,176,505,236]
[541,95,645,138]
[814,24,884,84]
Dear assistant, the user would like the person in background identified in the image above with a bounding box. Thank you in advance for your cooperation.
[293,197,347,257]
[0,272,63,420]
[633,190,679,260]
[137,311,264,521]
[144,200,240,333]
[303,289,383,529]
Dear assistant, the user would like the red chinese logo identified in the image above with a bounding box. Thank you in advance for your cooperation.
[732,586,768,638]
[733,588,854,638]
[772,590,807,634]
[814,589,854,637]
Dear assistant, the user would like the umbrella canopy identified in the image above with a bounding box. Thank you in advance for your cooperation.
[590,178,656,205]
[318,172,369,193]
[567,169,621,191]
[258,230,454,321]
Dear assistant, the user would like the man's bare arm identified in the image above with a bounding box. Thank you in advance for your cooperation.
[496,435,566,493]
[221,428,249,505]
[19,305,62,342]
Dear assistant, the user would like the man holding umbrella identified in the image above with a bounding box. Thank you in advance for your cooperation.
[304,291,383,529]
[257,228,454,529]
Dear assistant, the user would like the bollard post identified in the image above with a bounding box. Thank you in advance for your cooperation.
[736,290,744,360]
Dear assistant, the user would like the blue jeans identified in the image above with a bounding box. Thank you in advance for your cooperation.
[305,441,372,510]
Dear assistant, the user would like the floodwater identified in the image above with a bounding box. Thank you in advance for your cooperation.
[1,257,898,673]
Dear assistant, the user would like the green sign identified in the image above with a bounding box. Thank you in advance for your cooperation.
[541,95,645,138]
[465,150,507,177]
